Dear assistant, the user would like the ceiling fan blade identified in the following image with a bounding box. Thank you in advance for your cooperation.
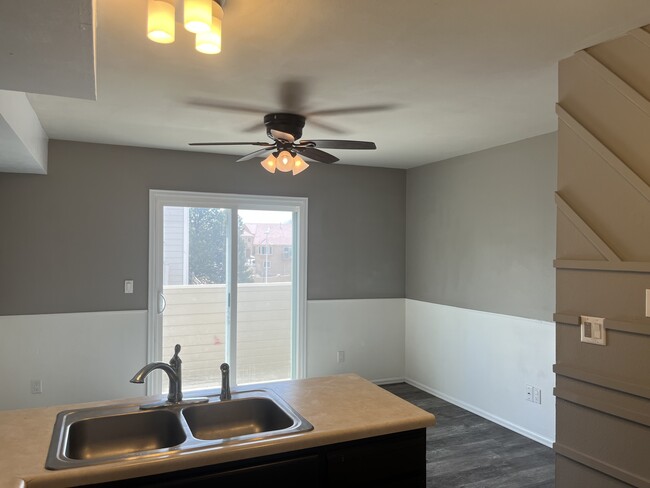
[295,147,339,164]
[307,118,347,134]
[189,142,273,146]
[186,99,272,115]
[242,121,267,133]
[307,104,397,117]
[279,79,308,113]
[301,140,377,150]
[236,147,275,162]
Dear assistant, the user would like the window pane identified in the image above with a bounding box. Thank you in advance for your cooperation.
[236,210,293,385]
[162,206,228,392]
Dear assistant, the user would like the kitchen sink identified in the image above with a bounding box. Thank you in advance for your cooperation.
[66,409,186,460]
[46,389,313,470]
[183,397,294,440]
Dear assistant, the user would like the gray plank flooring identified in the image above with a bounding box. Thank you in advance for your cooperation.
[382,383,555,488]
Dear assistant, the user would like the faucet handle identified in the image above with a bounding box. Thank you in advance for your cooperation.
[170,344,182,368]
[220,362,231,401]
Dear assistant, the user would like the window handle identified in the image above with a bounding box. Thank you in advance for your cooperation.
[158,293,167,314]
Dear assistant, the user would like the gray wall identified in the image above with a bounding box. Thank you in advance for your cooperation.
[406,132,557,322]
[0,140,406,315]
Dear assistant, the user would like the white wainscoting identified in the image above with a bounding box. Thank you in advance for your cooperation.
[0,311,148,411]
[405,299,555,446]
[0,299,406,411]
[306,298,405,383]
[0,298,556,448]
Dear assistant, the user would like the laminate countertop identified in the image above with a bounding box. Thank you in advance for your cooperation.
[0,374,436,488]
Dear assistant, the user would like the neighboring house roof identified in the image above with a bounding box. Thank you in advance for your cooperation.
[245,223,292,246]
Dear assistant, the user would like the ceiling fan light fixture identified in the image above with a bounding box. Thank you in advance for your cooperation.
[292,156,309,175]
[276,150,294,172]
[261,154,277,173]
[184,0,213,34]
[147,0,175,44]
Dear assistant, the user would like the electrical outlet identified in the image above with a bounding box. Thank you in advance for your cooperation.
[533,387,541,404]
[526,385,533,402]
[337,351,345,363]
[124,280,134,294]
[31,379,42,394]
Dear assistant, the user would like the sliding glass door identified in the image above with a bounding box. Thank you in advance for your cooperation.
[148,191,307,394]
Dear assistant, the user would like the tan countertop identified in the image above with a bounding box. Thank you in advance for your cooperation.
[0,374,435,488]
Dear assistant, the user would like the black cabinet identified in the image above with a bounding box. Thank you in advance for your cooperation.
[81,429,426,488]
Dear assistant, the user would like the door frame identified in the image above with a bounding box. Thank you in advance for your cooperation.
[148,189,308,395]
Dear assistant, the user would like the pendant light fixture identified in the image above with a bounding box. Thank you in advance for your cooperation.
[147,0,225,55]
[147,0,175,44]
[184,0,212,33]
[195,2,224,54]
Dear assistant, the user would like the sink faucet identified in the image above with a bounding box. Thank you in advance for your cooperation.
[130,344,207,409]
[220,363,231,401]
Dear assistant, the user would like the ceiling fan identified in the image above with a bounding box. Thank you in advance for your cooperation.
[189,112,377,174]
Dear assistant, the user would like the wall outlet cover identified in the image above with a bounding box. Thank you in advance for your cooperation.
[30,379,42,394]
[580,315,606,346]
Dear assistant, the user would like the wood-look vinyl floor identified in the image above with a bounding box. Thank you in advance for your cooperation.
[382,383,555,488]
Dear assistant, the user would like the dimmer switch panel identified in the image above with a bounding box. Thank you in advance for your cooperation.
[580,316,606,346]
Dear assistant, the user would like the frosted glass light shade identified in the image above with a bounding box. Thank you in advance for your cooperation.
[276,151,294,172]
[261,155,277,173]
[292,156,309,175]
[147,0,175,44]
[184,0,212,33]
[196,14,222,54]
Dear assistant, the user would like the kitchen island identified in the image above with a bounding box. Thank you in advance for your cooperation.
[0,374,435,487]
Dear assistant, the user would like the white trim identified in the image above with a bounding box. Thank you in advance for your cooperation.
[405,379,553,447]
[407,298,555,326]
[147,191,164,394]
[372,377,406,386]
[148,190,308,391]
[295,200,308,379]
[226,209,238,383]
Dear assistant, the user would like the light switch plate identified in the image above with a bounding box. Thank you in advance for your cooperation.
[645,289,650,318]
[580,315,606,346]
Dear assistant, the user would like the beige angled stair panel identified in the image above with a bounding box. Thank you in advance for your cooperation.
[554,192,620,262]
[555,23,650,488]
[575,51,650,118]
[629,27,650,49]
[556,104,650,203]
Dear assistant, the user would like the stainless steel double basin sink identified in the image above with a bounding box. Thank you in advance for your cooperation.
[46,389,313,470]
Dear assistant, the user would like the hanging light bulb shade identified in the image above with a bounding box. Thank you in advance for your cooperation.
[195,3,223,54]
[276,151,295,172]
[184,0,212,33]
[261,154,277,173]
[147,0,175,44]
[292,155,309,175]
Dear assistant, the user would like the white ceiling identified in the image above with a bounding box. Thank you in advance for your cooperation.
[22,0,650,169]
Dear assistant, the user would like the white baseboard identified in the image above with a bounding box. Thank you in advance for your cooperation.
[405,377,553,448]
[372,377,405,385]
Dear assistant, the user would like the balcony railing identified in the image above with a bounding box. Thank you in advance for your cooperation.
[162,282,292,390]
